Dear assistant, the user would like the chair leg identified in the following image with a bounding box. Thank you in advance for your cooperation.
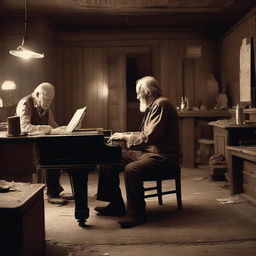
[36,168,46,184]
[156,180,163,205]
[69,173,75,197]
[175,175,182,210]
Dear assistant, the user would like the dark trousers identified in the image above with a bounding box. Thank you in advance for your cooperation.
[97,150,178,217]
[45,169,63,197]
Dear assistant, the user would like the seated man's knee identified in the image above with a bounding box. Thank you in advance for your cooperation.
[125,162,140,176]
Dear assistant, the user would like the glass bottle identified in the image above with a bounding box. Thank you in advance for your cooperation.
[235,104,244,125]
[181,97,185,110]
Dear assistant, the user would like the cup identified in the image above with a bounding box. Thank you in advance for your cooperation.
[7,116,21,136]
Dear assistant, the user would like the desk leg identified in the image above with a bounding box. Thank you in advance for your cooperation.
[68,168,93,227]
[182,117,195,168]
[228,154,243,195]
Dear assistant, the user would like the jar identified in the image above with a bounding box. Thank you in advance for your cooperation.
[235,104,244,125]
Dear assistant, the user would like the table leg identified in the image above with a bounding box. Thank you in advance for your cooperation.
[68,167,94,227]
[182,117,195,168]
[228,154,243,195]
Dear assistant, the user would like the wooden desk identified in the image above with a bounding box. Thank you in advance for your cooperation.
[178,110,230,168]
[0,130,38,182]
[0,183,45,256]
[227,146,256,199]
[209,121,256,178]
[0,131,121,226]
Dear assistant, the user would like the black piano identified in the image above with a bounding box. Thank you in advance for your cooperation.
[0,130,121,226]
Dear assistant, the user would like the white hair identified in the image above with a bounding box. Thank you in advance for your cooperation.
[136,76,161,98]
[33,82,55,99]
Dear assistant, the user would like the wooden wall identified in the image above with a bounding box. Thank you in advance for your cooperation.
[0,19,55,121]
[219,8,256,107]
[54,31,217,131]
[0,20,218,131]
[55,47,109,129]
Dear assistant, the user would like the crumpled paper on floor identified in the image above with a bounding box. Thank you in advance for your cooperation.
[216,196,243,204]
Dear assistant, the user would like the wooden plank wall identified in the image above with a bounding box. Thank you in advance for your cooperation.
[0,20,55,121]
[54,31,217,130]
[54,47,109,128]
[0,21,218,131]
[219,9,256,107]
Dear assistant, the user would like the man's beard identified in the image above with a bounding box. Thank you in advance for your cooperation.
[139,99,147,112]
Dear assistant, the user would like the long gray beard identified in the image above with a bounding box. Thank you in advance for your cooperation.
[139,100,147,113]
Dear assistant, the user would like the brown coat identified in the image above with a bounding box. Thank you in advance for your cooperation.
[127,96,180,164]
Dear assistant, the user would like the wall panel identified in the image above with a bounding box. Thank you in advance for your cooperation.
[0,20,55,122]
[1,22,218,130]
[55,47,109,128]
[219,10,256,106]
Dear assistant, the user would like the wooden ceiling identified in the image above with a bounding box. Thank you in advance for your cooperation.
[0,0,255,34]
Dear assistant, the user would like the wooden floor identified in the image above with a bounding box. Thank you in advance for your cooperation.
[44,167,256,256]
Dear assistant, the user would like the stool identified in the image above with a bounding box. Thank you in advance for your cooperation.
[197,138,214,165]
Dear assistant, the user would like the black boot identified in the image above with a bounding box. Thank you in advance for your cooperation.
[118,214,147,228]
[94,201,126,217]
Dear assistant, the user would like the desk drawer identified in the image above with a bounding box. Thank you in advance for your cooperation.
[243,160,256,175]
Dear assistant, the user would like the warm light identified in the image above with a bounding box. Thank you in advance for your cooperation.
[1,81,17,90]
[102,83,109,99]
[10,46,44,60]
[0,98,3,107]
[9,0,45,60]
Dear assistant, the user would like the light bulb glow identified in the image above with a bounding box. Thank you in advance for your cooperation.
[9,46,44,60]
[1,80,17,90]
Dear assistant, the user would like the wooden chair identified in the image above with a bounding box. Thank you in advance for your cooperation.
[143,165,182,210]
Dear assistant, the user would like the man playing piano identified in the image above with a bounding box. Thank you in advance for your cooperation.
[16,82,68,205]
[95,76,180,228]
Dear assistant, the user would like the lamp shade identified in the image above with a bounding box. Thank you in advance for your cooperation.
[9,46,44,60]
[1,81,17,90]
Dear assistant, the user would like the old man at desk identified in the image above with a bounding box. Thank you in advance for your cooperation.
[16,82,68,205]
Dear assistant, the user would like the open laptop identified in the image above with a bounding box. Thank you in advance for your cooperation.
[50,106,87,135]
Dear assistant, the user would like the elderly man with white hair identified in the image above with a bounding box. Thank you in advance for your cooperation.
[16,82,67,205]
[95,76,180,228]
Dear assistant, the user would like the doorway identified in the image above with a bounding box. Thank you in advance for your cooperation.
[126,53,152,131]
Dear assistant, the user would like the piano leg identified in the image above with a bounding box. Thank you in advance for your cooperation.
[68,167,94,227]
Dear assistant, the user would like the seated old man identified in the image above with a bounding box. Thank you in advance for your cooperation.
[16,82,69,205]
[95,76,180,228]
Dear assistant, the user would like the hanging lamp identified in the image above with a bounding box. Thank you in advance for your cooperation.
[9,0,44,60]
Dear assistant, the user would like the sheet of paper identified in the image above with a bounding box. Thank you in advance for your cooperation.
[240,38,251,102]
[66,106,87,132]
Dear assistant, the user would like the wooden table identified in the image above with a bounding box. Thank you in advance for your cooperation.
[209,121,256,179]
[0,183,45,256]
[178,110,230,168]
[0,131,121,226]
[227,146,256,199]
